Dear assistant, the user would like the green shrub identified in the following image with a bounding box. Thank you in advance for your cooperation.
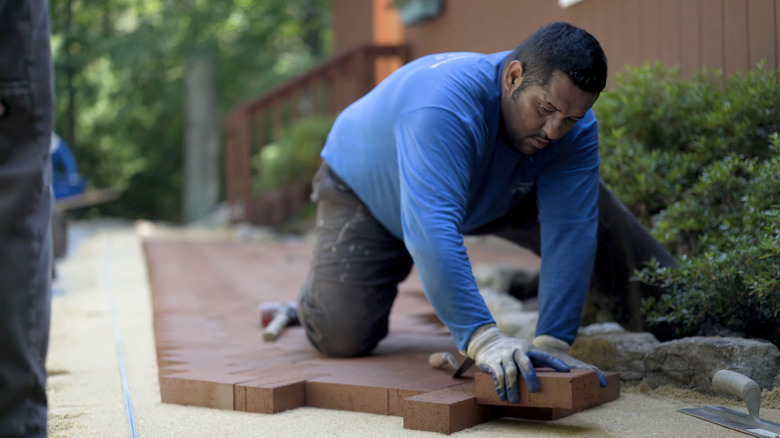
[252,116,334,195]
[594,63,780,345]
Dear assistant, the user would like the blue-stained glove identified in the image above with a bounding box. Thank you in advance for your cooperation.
[465,325,571,403]
[532,334,609,388]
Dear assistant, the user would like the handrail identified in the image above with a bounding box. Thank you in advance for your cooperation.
[223,44,410,225]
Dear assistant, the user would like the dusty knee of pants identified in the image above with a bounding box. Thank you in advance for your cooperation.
[301,312,381,358]
[312,333,379,358]
[298,295,383,358]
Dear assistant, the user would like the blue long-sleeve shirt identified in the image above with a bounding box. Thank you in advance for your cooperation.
[321,51,599,351]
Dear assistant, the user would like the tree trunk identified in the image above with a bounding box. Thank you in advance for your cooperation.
[183,55,220,223]
[65,0,76,147]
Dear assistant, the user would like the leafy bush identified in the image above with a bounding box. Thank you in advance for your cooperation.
[594,63,780,345]
[252,116,334,195]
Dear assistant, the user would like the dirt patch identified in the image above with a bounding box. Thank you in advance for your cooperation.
[623,379,780,409]
[763,387,780,409]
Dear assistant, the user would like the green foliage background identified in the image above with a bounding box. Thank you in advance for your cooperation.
[50,0,332,221]
[252,116,334,196]
[594,63,779,345]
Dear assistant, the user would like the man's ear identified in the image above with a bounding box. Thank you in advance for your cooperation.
[504,60,524,94]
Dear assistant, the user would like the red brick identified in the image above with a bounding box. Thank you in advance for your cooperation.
[156,350,235,368]
[236,372,325,414]
[158,363,254,377]
[598,372,621,405]
[297,360,398,378]
[225,351,314,369]
[235,385,247,411]
[304,374,393,414]
[474,369,599,410]
[477,371,621,421]
[387,373,465,416]
[160,371,257,409]
[402,382,493,434]
[247,380,304,413]
[228,363,317,379]
[390,388,425,416]
[156,353,188,368]
[302,370,431,415]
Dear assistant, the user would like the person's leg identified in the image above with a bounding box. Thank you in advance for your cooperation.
[0,1,54,436]
[590,181,676,333]
[471,180,675,333]
[298,163,414,357]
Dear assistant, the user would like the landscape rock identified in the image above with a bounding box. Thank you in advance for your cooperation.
[480,287,524,315]
[645,337,780,392]
[578,322,626,337]
[473,263,538,299]
[495,311,539,341]
[480,287,538,340]
[571,331,660,381]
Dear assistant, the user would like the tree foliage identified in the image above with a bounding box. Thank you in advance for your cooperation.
[252,116,334,195]
[594,63,780,345]
[50,0,332,221]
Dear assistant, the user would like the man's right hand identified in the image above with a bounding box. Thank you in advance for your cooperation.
[465,324,571,403]
[533,334,608,387]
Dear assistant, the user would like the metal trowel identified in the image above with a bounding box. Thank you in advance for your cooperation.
[680,370,780,438]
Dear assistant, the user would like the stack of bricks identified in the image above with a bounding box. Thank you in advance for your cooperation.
[145,238,620,434]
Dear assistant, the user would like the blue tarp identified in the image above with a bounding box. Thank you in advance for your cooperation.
[51,133,86,200]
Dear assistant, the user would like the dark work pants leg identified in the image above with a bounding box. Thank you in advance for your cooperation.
[298,164,414,357]
[0,1,54,436]
[472,180,676,334]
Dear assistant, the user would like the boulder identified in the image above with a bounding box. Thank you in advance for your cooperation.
[496,312,539,341]
[479,287,538,340]
[571,331,660,381]
[473,263,539,299]
[578,322,626,337]
[645,337,780,392]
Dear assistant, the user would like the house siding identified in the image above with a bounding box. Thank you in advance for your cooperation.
[335,0,780,83]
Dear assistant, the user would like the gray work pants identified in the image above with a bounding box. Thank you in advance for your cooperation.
[0,1,54,436]
[298,163,675,357]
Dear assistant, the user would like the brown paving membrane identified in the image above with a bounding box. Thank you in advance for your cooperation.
[143,238,617,433]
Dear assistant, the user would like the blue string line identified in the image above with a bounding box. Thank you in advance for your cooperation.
[105,236,139,438]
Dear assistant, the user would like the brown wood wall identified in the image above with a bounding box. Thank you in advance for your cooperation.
[387,0,780,84]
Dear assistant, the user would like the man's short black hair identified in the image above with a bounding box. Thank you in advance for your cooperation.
[505,22,607,94]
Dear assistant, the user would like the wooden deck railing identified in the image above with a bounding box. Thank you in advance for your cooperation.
[223,44,410,225]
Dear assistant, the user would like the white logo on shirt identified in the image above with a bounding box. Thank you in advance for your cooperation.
[429,53,475,69]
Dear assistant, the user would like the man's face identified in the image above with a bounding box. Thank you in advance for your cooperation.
[500,61,599,155]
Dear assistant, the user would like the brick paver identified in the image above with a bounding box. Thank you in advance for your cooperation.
[144,238,618,433]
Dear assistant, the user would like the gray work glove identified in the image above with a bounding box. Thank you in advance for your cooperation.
[465,324,570,403]
[532,334,608,387]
